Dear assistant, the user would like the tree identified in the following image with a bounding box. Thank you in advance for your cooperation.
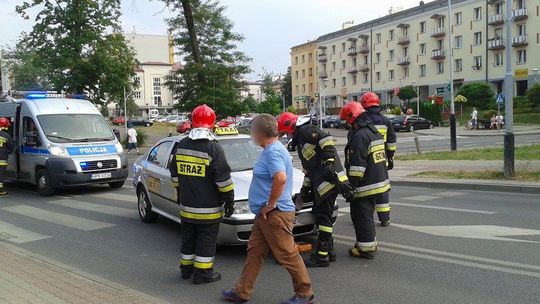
[241,96,257,113]
[15,0,137,105]
[454,94,468,122]
[281,67,292,107]
[5,38,51,91]
[256,73,281,115]
[162,0,251,117]
[526,84,540,108]
[397,85,417,105]
[456,82,495,109]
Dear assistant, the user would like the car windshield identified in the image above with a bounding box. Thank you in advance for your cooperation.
[219,138,263,172]
[38,114,115,143]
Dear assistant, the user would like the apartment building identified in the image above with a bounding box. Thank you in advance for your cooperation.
[291,41,318,110]
[294,0,539,110]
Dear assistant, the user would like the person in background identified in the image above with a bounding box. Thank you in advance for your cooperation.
[496,112,504,129]
[471,108,478,130]
[0,118,15,197]
[490,115,497,130]
[223,114,314,304]
[127,123,140,155]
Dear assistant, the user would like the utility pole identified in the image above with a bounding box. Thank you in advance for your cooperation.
[503,0,514,177]
[123,87,128,137]
[448,0,457,151]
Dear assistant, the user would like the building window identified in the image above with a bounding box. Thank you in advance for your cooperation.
[376,33,382,44]
[455,12,462,25]
[363,73,368,83]
[420,21,426,33]
[403,67,409,79]
[436,62,444,74]
[352,75,357,85]
[332,79,337,87]
[516,80,528,96]
[455,59,463,72]
[455,36,463,48]
[341,60,346,69]
[419,64,426,77]
[133,76,141,86]
[419,43,426,55]
[473,56,482,69]
[376,52,381,63]
[376,72,381,82]
[389,50,394,60]
[302,84,306,93]
[389,30,394,41]
[309,68,313,76]
[517,50,526,64]
[495,3,503,14]
[332,62,336,71]
[474,32,482,45]
[301,55,305,63]
[363,56,368,64]
[295,56,298,65]
[308,53,313,62]
[295,85,299,94]
[295,71,299,79]
[389,70,394,81]
[309,83,313,92]
[341,43,346,52]
[133,91,141,99]
[473,7,482,20]
[332,45,336,54]
[516,0,525,9]
[494,28,503,38]
[302,69,306,78]
[494,53,503,66]
[152,77,162,105]
[341,77,346,87]
[437,39,444,50]
[437,17,445,28]
[403,46,409,57]
[517,24,526,36]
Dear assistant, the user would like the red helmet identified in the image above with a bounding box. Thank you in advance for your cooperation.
[191,104,216,129]
[360,92,381,108]
[0,117,10,129]
[340,102,365,124]
[277,112,298,134]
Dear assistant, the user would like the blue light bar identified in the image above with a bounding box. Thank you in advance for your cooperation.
[80,162,88,167]
[26,93,48,99]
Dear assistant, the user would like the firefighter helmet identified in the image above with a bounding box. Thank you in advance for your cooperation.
[191,104,216,129]
[0,117,10,129]
[277,112,298,134]
[360,92,381,109]
[340,102,366,124]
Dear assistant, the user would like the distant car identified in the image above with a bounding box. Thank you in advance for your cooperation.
[236,117,253,134]
[128,117,153,127]
[167,115,188,124]
[322,115,343,128]
[176,121,192,134]
[156,115,174,123]
[392,115,434,132]
[217,118,236,127]
[112,116,126,126]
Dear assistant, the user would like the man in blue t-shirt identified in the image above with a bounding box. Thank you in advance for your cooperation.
[223,114,314,304]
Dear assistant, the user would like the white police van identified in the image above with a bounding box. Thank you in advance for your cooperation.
[0,92,128,196]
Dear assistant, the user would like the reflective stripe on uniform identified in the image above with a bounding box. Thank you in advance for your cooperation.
[369,143,386,154]
[176,155,210,165]
[375,203,391,212]
[0,160,7,166]
[194,256,214,269]
[356,240,378,251]
[318,251,329,256]
[354,179,391,198]
[348,165,366,177]
[180,254,195,266]
[177,149,212,161]
[317,181,335,197]
[302,176,311,187]
[216,178,234,192]
[179,205,223,220]
[387,142,397,151]
[337,170,348,182]
[318,136,335,149]
[375,125,388,142]
[319,225,333,233]
[301,143,316,160]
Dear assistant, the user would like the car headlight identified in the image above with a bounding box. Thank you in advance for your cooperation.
[49,145,70,157]
[234,200,252,214]
[115,142,124,153]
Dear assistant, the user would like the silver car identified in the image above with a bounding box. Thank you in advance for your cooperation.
[132,132,338,245]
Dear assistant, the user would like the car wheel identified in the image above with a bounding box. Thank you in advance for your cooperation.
[145,123,151,127]
[409,124,415,132]
[108,181,125,189]
[36,168,55,196]
[137,187,158,223]
[429,123,435,129]
[330,123,335,128]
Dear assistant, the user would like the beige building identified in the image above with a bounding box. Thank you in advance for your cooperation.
[291,41,318,111]
[293,0,539,110]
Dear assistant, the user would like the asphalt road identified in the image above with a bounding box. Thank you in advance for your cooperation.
[1,181,539,303]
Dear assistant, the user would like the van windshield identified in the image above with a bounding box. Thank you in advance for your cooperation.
[38,114,115,143]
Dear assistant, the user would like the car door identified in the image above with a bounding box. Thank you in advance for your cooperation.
[144,141,176,214]
[416,117,428,129]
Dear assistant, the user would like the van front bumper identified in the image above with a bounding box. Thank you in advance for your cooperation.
[46,155,128,188]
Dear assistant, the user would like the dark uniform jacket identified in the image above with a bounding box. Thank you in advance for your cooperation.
[292,124,348,201]
[365,107,397,160]
[0,130,15,165]
[170,134,234,224]
[345,117,390,199]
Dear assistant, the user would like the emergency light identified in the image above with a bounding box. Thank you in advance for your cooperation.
[16,91,88,100]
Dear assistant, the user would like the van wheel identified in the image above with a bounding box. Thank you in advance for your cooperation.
[138,187,158,223]
[108,181,125,189]
[36,169,55,196]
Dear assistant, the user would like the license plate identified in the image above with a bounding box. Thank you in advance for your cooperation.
[91,172,112,180]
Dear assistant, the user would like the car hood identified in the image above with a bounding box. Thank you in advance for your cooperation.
[231,167,304,201]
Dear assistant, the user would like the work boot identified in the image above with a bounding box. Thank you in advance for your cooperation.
[281,294,315,304]
[222,289,249,303]
[329,251,337,262]
[0,186,6,197]
[193,271,222,285]
[304,252,330,268]
[380,220,390,227]
[180,265,194,280]
[349,245,376,259]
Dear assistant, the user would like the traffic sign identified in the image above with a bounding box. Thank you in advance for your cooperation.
[496,93,504,104]
[436,87,445,95]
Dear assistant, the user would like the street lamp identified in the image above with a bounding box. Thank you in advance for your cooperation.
[503,0,515,177]
[412,80,419,116]
[318,79,328,129]
[447,0,457,151]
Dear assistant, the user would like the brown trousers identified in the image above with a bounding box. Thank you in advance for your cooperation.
[234,211,313,300]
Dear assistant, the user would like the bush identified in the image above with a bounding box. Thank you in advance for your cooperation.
[390,107,403,115]
[526,84,540,108]
[121,128,148,147]
[456,83,495,109]
[419,102,442,125]
[481,110,497,120]
[515,113,540,124]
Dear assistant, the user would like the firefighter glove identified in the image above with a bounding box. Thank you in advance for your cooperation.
[387,158,394,170]
[323,161,337,182]
[224,201,235,218]
[300,186,312,202]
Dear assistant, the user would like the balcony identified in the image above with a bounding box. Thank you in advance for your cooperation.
[348,66,359,74]
[487,38,505,50]
[347,47,358,56]
[358,64,370,72]
[512,8,528,21]
[397,56,410,65]
[487,14,504,26]
[359,45,370,54]
[512,35,528,47]
[318,71,328,79]
[318,54,327,62]
[431,28,445,38]
[431,49,445,60]
[398,36,410,45]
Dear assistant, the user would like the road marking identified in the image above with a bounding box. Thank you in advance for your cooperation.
[392,224,539,243]
[87,192,136,203]
[435,191,467,197]
[403,195,441,201]
[48,200,138,219]
[0,220,51,244]
[391,202,495,214]
[2,206,114,231]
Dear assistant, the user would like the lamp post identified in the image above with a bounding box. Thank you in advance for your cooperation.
[503,0,515,177]
[447,0,457,151]
[412,80,419,116]
[318,79,328,129]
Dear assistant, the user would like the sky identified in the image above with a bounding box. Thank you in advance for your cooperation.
[0,0,431,80]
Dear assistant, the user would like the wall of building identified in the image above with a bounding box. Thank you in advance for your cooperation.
[291,41,317,110]
[124,33,174,64]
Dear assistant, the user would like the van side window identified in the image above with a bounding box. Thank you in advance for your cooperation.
[23,117,41,147]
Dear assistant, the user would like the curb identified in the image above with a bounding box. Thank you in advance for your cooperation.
[392,178,540,194]
[414,129,540,137]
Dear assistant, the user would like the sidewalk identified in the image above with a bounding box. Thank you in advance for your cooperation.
[0,242,167,304]
[415,124,540,137]
[391,160,540,178]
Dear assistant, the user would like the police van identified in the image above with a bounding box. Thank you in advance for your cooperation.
[0,92,128,196]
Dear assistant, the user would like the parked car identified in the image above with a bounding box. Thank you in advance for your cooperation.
[236,117,253,134]
[132,128,337,245]
[392,115,434,132]
[176,120,192,134]
[128,117,153,127]
[166,115,188,124]
[322,115,343,128]
[217,117,236,127]
[112,116,126,126]
[156,115,174,123]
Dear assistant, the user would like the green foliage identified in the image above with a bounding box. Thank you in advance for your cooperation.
[456,82,494,109]
[286,106,297,114]
[241,96,257,113]
[5,38,51,90]
[121,128,148,147]
[14,0,138,105]
[454,94,467,104]
[163,0,251,117]
[515,113,540,124]
[481,110,497,120]
[397,85,417,102]
[281,67,293,107]
[525,84,540,108]
[256,73,281,115]
[390,107,403,116]
[419,102,442,125]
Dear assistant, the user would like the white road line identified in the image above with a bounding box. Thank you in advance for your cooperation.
[48,200,139,219]
[435,191,467,197]
[403,195,442,201]
[2,206,114,231]
[392,202,496,214]
[87,192,136,203]
[0,220,51,244]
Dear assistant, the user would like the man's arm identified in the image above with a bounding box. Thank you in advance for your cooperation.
[268,171,287,207]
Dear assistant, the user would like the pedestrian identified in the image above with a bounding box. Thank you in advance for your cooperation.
[0,118,15,197]
[340,102,390,259]
[490,115,497,130]
[361,92,396,227]
[496,112,504,129]
[471,108,478,130]
[223,114,314,304]
[127,124,140,155]
[276,112,350,268]
[170,104,235,285]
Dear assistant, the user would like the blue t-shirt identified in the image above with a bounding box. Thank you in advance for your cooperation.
[248,140,295,215]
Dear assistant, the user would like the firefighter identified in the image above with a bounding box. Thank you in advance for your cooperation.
[360,92,397,226]
[340,102,390,259]
[170,104,235,284]
[0,118,14,197]
[277,112,349,268]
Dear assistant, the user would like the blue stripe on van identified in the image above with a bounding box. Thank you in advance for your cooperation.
[21,147,50,155]
[66,145,117,156]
